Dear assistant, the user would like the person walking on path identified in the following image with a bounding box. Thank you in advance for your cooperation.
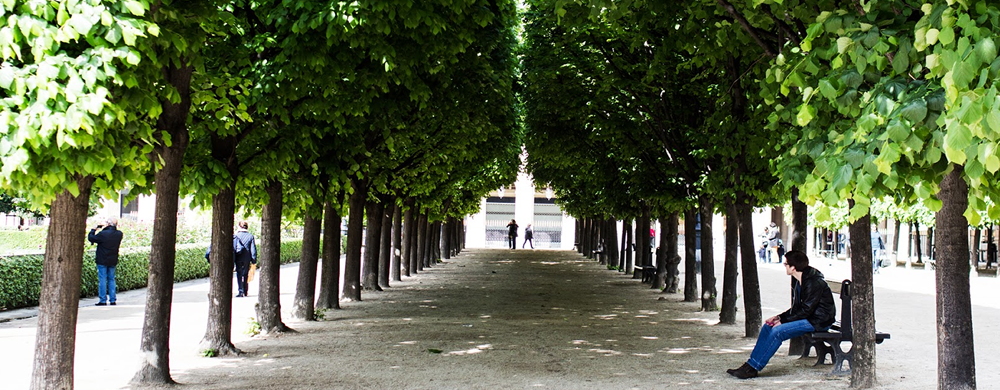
[233,221,258,297]
[522,224,534,249]
[88,217,123,306]
[506,219,518,249]
[871,227,885,273]
[727,250,836,379]
[766,222,780,263]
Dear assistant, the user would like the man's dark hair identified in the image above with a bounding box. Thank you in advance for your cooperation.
[784,250,809,271]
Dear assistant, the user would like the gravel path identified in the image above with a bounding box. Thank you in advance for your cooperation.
[3,248,1000,389]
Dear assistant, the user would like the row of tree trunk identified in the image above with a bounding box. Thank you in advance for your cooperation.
[568,193,904,388]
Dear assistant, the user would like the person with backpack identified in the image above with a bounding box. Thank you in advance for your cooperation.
[233,221,258,297]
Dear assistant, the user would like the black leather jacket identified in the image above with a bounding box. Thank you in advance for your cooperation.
[778,267,836,329]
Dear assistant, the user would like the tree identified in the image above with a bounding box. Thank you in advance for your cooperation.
[0,2,161,388]
[131,0,214,383]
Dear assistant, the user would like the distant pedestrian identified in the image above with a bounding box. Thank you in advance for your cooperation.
[522,224,534,249]
[203,221,258,297]
[767,222,779,262]
[506,219,518,249]
[233,221,257,297]
[871,228,885,273]
[88,217,123,306]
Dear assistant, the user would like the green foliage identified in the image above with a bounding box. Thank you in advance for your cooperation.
[0,239,303,310]
[0,192,45,218]
[763,1,1000,225]
[313,308,326,321]
[200,348,218,357]
[0,0,158,208]
[245,317,261,336]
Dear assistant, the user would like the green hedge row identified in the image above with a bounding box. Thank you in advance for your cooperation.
[0,239,303,311]
[0,229,48,253]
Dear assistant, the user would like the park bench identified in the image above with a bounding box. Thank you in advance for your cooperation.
[640,265,656,283]
[802,279,891,375]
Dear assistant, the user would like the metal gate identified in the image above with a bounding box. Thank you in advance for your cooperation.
[485,197,515,248]
[532,199,562,249]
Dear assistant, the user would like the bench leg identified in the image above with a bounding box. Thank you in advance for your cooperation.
[811,339,835,366]
[828,341,852,375]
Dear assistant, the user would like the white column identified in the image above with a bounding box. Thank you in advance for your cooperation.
[464,198,488,248]
[561,213,576,250]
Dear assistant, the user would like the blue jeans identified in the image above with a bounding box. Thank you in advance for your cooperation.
[97,264,117,304]
[747,319,817,371]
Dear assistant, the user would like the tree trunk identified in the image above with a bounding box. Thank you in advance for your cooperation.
[720,202,739,324]
[684,208,698,302]
[30,176,93,390]
[432,220,443,263]
[935,167,975,390]
[653,217,667,289]
[343,180,367,302]
[443,217,453,259]
[915,222,924,263]
[597,218,604,258]
[132,63,192,386]
[624,221,634,273]
[391,204,403,281]
[847,200,877,388]
[972,228,981,268]
[788,188,809,355]
[409,212,421,274]
[605,218,619,270]
[893,218,902,256]
[410,209,421,274]
[459,218,466,253]
[257,181,291,331]
[378,198,393,288]
[833,230,841,258]
[790,189,808,252]
[291,208,322,321]
[928,226,935,262]
[362,199,384,290]
[700,196,717,311]
[416,213,428,271]
[738,199,762,338]
[636,208,651,278]
[401,200,414,277]
[316,201,342,310]
[663,212,681,293]
[200,185,240,356]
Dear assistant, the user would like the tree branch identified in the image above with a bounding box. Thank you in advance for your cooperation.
[716,0,776,58]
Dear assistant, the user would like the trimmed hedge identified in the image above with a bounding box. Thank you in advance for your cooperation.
[0,229,48,253]
[0,239,303,311]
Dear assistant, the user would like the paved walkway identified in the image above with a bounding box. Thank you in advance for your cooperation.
[1,249,998,389]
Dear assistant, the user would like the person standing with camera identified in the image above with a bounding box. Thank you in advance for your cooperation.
[88,217,123,306]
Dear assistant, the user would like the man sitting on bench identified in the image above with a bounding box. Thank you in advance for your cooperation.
[727,250,837,379]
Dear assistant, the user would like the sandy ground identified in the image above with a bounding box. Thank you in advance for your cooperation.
[2,248,999,390]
